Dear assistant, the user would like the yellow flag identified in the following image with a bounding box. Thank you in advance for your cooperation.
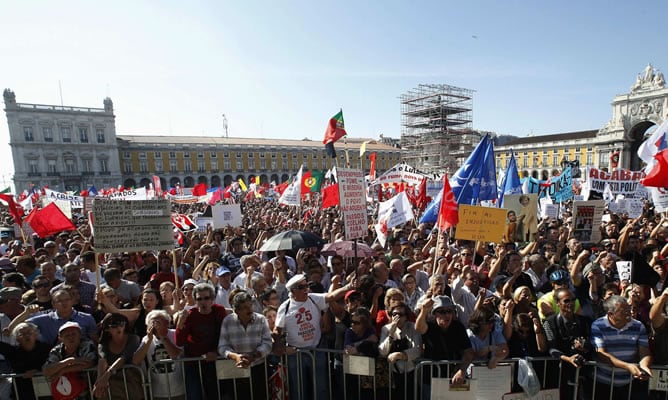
[238,178,247,191]
[360,141,367,157]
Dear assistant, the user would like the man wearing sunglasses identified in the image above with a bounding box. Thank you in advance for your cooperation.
[416,295,474,395]
[274,273,351,400]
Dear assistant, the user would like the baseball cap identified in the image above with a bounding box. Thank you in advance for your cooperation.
[286,274,307,291]
[58,321,81,334]
[182,278,199,287]
[215,266,231,277]
[344,290,361,301]
[432,295,456,314]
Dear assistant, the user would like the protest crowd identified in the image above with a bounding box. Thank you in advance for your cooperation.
[0,142,668,400]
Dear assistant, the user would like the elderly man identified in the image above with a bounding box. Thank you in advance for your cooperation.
[232,255,262,289]
[51,263,96,309]
[275,273,350,400]
[416,295,474,394]
[102,267,141,305]
[219,291,272,400]
[175,282,227,400]
[590,295,652,400]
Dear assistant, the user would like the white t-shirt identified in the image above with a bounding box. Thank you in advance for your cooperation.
[139,329,185,398]
[276,293,328,348]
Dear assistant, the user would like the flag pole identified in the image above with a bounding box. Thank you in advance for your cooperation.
[433,229,442,275]
[172,249,180,290]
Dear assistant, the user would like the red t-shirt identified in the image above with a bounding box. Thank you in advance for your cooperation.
[175,303,227,357]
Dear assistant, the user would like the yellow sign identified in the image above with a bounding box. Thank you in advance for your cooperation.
[455,205,506,243]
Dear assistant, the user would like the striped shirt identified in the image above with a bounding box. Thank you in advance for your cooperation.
[591,316,648,386]
[218,312,272,366]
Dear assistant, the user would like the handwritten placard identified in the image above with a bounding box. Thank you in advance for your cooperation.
[337,168,368,240]
[455,205,506,242]
[92,199,173,253]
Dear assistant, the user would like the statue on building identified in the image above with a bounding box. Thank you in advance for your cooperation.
[654,71,665,88]
[643,63,655,83]
[632,74,643,91]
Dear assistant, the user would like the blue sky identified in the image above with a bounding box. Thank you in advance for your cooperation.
[1,1,667,186]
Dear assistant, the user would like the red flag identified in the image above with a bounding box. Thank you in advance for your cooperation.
[191,183,208,197]
[153,175,162,195]
[436,175,458,230]
[274,182,288,196]
[369,152,377,179]
[415,177,431,210]
[321,184,340,209]
[171,214,197,231]
[641,149,668,187]
[301,171,312,198]
[0,194,24,225]
[208,188,222,205]
[223,185,233,199]
[24,202,75,237]
[610,150,620,169]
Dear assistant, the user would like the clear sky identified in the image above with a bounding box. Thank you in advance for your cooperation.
[2,1,668,189]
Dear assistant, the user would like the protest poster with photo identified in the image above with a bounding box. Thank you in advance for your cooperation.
[616,260,632,282]
[572,200,605,244]
[92,199,173,253]
[504,194,539,242]
[212,203,243,228]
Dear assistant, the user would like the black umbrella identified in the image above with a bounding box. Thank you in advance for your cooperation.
[259,230,325,252]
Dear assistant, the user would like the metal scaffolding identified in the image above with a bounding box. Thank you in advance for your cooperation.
[400,84,478,174]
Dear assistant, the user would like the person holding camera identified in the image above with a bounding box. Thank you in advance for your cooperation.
[543,287,592,400]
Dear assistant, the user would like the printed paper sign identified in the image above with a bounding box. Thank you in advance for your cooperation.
[212,203,243,228]
[616,261,632,282]
[571,200,605,244]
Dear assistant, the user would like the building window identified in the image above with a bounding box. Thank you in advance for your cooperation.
[28,160,39,173]
[47,159,57,173]
[169,152,176,159]
[155,160,163,172]
[82,159,92,173]
[139,152,147,159]
[170,160,177,172]
[42,127,53,142]
[61,127,72,142]
[210,152,217,158]
[96,128,105,143]
[183,152,190,159]
[552,153,558,166]
[271,159,277,169]
[197,152,204,159]
[575,154,581,163]
[211,160,218,171]
[236,154,242,169]
[260,158,266,169]
[140,160,148,173]
[123,152,131,159]
[184,160,192,172]
[79,128,89,143]
[124,163,132,173]
[24,127,34,141]
[198,160,205,172]
[154,152,162,159]
[224,159,231,169]
[99,159,108,172]
[64,158,76,173]
[586,152,593,165]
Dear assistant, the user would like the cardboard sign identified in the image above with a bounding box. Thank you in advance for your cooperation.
[337,168,368,240]
[44,188,83,208]
[212,204,243,228]
[455,205,506,243]
[92,199,173,253]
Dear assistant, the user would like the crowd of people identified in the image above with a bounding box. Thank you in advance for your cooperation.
[0,193,666,400]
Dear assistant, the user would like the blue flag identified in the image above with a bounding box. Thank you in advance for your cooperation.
[497,151,521,207]
[419,188,442,224]
[88,185,98,196]
[451,134,497,205]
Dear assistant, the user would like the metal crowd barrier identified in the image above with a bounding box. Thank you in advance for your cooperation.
[4,352,668,400]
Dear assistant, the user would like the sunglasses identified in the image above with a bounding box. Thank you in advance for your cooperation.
[391,312,406,317]
[434,309,454,315]
[294,284,309,290]
[196,296,212,301]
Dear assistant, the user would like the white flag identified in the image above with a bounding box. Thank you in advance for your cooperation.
[279,165,303,206]
[637,119,668,172]
[377,192,414,231]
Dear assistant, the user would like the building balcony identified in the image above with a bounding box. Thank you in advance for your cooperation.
[27,172,42,177]
[46,172,60,177]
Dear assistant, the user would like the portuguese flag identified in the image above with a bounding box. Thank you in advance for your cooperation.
[301,170,324,197]
[323,110,347,158]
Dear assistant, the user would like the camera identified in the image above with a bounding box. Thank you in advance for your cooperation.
[571,337,587,353]
[573,354,586,367]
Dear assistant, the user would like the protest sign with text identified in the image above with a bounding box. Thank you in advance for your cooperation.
[338,168,368,240]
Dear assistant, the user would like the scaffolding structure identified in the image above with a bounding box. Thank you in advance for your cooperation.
[400,84,478,175]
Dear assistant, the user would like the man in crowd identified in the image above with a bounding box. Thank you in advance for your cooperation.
[51,263,96,309]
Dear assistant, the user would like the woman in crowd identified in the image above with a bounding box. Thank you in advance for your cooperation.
[343,307,382,397]
[99,288,163,337]
[378,302,422,400]
[467,308,509,369]
[375,287,408,333]
[512,286,539,316]
[402,273,424,314]
[93,313,144,399]
[0,322,51,400]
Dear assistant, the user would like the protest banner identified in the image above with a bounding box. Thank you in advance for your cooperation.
[44,188,83,209]
[572,200,605,243]
[212,203,243,228]
[370,163,428,186]
[104,187,147,200]
[547,167,573,203]
[586,167,646,199]
[377,192,415,231]
[650,187,668,213]
[337,168,368,240]
[455,205,506,242]
[92,199,173,253]
[195,217,213,232]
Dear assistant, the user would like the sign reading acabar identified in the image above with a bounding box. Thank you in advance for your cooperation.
[92,199,173,253]
[455,205,506,243]
[337,168,368,240]
[212,204,242,228]
[586,167,646,199]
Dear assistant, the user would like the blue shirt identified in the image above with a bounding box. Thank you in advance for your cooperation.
[28,309,97,346]
[591,316,648,386]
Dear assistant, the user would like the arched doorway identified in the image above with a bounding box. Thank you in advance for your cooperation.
[628,121,656,171]
[223,175,233,187]
[123,178,136,188]
[197,176,208,184]
[170,177,180,187]
[260,174,268,184]
[270,174,279,184]
[211,175,221,188]
[139,178,151,188]
[183,176,194,187]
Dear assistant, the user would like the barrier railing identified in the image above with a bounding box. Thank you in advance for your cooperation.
[4,351,668,399]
